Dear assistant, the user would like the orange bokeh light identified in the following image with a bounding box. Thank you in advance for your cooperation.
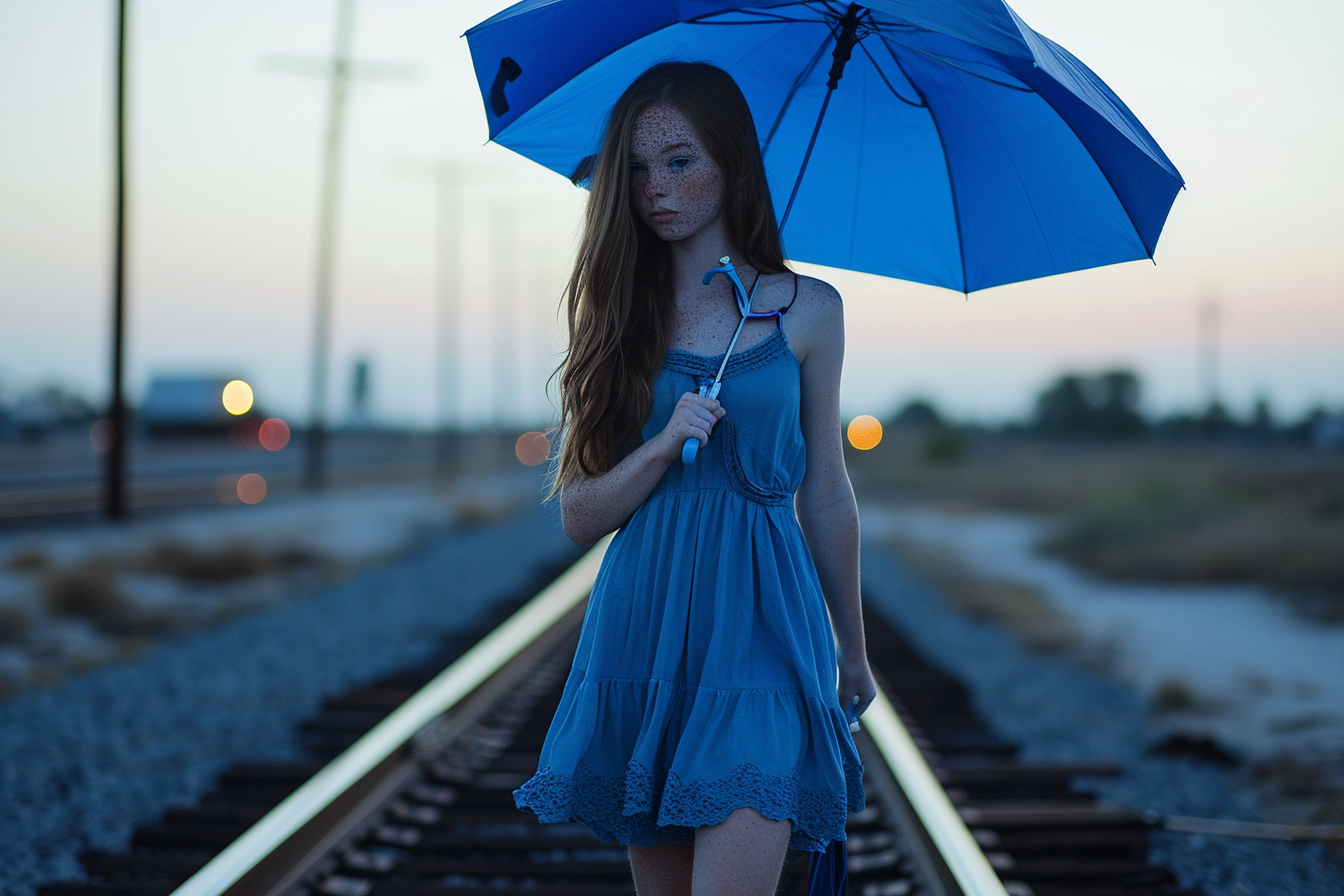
[237,473,267,504]
[258,418,290,452]
[515,431,551,466]
[847,415,883,450]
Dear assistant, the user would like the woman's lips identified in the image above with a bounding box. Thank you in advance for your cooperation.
[649,209,676,223]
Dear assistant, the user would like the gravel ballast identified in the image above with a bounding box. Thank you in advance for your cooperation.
[862,541,1344,896]
[3,499,1339,895]
[0,502,577,896]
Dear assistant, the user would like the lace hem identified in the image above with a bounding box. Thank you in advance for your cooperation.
[514,759,864,853]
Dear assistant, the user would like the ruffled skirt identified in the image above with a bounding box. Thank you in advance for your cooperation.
[513,489,864,852]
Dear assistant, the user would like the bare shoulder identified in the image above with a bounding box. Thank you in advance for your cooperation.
[780,272,843,363]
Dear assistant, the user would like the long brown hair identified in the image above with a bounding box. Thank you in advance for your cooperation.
[550,62,786,497]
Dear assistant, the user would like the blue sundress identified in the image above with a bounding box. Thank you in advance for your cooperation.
[513,325,864,852]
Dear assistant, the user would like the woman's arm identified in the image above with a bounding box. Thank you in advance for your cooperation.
[789,280,877,718]
[560,391,724,548]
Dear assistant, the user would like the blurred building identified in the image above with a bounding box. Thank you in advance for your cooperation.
[141,375,254,435]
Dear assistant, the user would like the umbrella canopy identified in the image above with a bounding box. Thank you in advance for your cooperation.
[465,0,1183,293]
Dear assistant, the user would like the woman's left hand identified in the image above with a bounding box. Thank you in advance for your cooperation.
[839,656,877,728]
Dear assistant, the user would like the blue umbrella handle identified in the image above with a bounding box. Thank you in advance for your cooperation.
[680,380,721,465]
[702,256,751,316]
[681,437,700,464]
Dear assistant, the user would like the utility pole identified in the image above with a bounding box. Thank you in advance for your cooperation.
[267,0,413,490]
[103,0,129,520]
[303,0,354,491]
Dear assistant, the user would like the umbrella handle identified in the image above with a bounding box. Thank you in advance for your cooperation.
[680,380,721,465]
[681,437,700,464]
[702,256,751,317]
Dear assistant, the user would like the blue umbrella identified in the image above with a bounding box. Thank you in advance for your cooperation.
[465,0,1183,293]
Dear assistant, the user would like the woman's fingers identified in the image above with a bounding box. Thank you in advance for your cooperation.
[838,664,878,731]
[673,393,724,445]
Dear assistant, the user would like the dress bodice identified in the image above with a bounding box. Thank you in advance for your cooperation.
[641,328,805,506]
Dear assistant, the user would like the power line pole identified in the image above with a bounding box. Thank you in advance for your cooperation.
[304,0,354,491]
[103,0,129,520]
[266,0,413,490]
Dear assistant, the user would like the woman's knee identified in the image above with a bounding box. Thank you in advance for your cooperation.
[692,808,792,896]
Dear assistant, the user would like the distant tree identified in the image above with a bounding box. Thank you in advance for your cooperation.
[889,398,943,429]
[1198,400,1235,437]
[1250,396,1275,438]
[1033,369,1145,438]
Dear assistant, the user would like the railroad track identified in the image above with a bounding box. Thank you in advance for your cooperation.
[38,540,1195,896]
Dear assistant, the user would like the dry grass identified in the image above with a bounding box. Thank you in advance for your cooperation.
[849,431,1344,621]
[0,601,33,644]
[455,497,522,529]
[5,546,51,573]
[1148,676,1228,716]
[134,540,272,582]
[41,559,131,632]
[888,536,1082,655]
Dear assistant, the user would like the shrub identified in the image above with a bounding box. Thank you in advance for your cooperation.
[42,560,130,631]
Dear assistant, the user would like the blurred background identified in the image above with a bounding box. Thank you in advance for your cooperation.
[0,0,1341,890]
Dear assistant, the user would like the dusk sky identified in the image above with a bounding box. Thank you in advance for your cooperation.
[1,0,1340,428]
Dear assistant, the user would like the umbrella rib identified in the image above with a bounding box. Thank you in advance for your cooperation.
[687,15,823,25]
[685,3,830,26]
[881,34,969,292]
[760,33,833,158]
[855,41,924,108]
[1017,76,1162,260]
[779,87,835,235]
[880,33,1035,94]
[938,53,1059,279]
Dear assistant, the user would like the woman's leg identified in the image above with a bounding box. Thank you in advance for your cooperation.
[690,808,792,896]
[629,843,694,896]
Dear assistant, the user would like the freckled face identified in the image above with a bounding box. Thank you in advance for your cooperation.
[629,102,726,243]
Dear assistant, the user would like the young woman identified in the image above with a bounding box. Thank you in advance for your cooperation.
[514,61,876,896]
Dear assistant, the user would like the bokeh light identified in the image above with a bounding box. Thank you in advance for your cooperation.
[847,415,883,450]
[236,473,267,504]
[515,431,551,466]
[89,419,114,453]
[258,418,290,452]
[222,380,254,416]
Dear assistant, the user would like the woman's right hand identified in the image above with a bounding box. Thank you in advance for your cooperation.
[655,391,725,461]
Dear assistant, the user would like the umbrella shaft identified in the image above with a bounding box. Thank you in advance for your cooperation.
[781,4,864,235]
[827,4,864,89]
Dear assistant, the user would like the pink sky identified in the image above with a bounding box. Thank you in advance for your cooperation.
[1,0,1340,426]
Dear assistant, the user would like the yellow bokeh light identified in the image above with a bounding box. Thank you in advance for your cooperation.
[847,415,883,450]
[222,380,254,416]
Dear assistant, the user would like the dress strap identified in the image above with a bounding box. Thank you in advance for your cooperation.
[744,271,801,329]
[776,273,800,329]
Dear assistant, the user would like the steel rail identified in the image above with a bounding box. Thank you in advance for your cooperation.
[167,530,1009,896]
[861,688,1012,896]
[168,535,611,896]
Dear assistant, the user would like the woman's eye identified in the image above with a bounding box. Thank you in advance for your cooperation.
[669,157,691,171]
